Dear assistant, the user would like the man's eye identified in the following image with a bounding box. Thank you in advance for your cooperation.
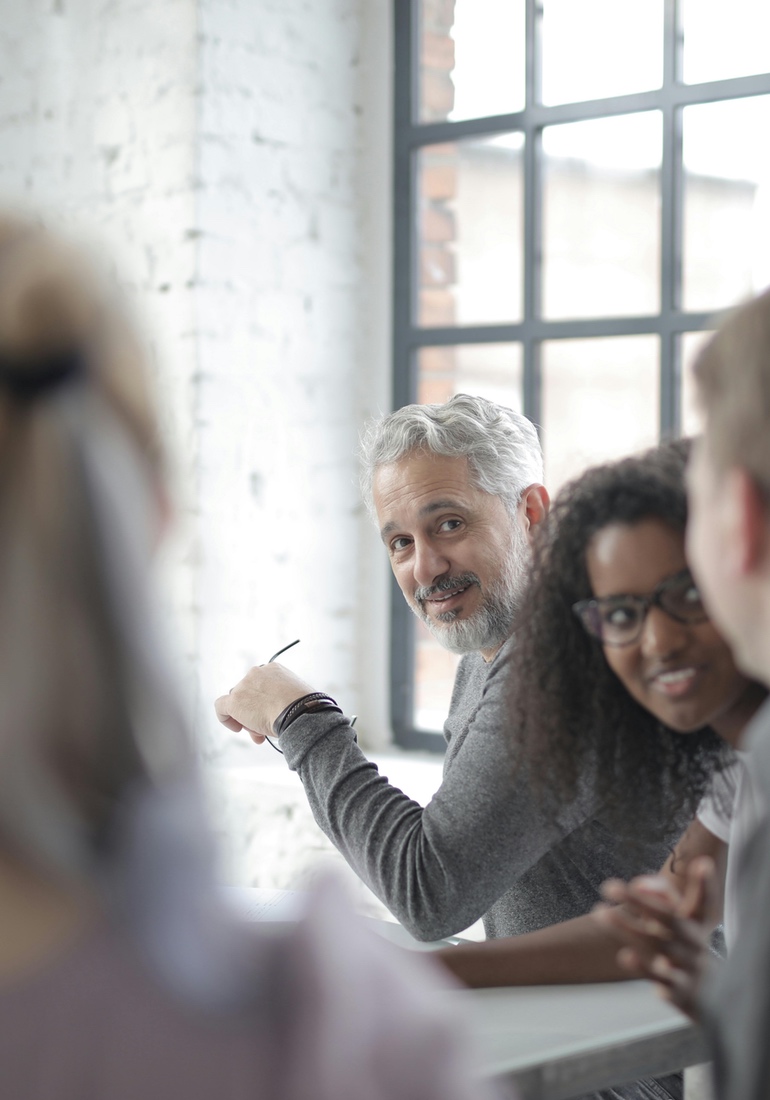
[439,519,462,532]
[391,537,411,552]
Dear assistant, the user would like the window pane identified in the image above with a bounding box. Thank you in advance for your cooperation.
[681,0,770,85]
[541,0,663,106]
[542,113,661,319]
[414,619,460,732]
[417,136,524,327]
[419,0,525,124]
[682,97,770,313]
[680,331,713,437]
[542,336,659,492]
[416,344,523,409]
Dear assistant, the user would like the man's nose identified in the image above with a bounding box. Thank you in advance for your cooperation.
[640,605,689,659]
[413,539,451,588]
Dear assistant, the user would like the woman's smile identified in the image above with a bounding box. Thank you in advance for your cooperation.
[647,664,702,697]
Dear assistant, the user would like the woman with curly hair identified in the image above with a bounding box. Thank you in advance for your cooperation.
[439,440,764,990]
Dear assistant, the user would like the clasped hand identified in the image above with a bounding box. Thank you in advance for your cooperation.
[214,663,316,744]
[592,856,719,1020]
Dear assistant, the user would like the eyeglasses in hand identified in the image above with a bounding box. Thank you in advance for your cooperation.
[261,640,356,753]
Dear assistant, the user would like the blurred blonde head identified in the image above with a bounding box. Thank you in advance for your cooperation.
[0,214,183,885]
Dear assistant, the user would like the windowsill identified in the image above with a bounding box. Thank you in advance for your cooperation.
[206,744,445,804]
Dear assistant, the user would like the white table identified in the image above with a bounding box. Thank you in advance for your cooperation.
[224,888,706,1099]
[369,915,705,1098]
[459,980,704,1099]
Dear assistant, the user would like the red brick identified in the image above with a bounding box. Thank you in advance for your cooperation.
[419,346,456,375]
[421,0,456,35]
[420,244,455,287]
[421,203,455,243]
[418,288,456,326]
[424,143,457,157]
[418,377,455,405]
[420,161,457,201]
[421,69,454,120]
[421,31,455,71]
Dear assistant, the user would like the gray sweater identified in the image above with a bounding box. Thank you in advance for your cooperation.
[703,698,770,1100]
[281,638,676,942]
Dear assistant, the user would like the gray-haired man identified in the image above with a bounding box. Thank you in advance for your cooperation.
[216,394,674,943]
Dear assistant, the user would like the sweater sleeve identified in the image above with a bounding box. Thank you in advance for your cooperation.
[279,645,593,941]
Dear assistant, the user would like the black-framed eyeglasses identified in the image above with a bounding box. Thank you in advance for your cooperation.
[572,568,709,647]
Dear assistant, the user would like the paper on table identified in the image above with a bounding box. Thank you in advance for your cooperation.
[365,918,459,951]
[221,886,304,922]
[221,886,462,950]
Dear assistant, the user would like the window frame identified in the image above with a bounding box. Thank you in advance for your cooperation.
[391,0,770,750]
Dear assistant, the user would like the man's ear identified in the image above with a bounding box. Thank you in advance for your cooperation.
[729,467,770,576]
[520,483,550,539]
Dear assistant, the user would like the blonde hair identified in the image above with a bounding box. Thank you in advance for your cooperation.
[694,288,770,495]
[0,215,181,880]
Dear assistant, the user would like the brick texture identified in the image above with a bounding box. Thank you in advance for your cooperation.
[0,0,395,897]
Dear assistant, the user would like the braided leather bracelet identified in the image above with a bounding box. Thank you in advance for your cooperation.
[272,692,342,737]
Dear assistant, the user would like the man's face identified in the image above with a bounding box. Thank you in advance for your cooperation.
[689,435,770,684]
[373,451,530,659]
[686,437,740,651]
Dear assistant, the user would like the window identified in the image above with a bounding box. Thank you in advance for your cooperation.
[392,0,770,749]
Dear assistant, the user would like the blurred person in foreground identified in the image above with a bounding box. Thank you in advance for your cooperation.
[0,213,495,1100]
[593,288,770,1100]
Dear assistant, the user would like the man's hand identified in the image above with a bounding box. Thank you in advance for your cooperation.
[592,856,718,1020]
[214,663,316,745]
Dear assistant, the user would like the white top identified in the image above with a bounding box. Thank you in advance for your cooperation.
[696,753,763,947]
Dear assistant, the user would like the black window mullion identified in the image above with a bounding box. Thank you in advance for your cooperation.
[393,0,417,411]
[404,310,717,351]
[404,71,770,151]
[391,0,770,748]
[390,0,419,749]
[659,0,681,437]
[522,0,542,426]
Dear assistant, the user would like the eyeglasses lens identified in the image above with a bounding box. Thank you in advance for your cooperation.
[659,575,705,622]
[596,600,644,645]
[587,573,706,646]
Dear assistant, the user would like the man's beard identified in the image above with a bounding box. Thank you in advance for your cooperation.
[411,520,530,655]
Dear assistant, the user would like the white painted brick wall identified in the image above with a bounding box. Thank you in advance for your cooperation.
[0,0,401,896]
[193,0,396,893]
[0,0,200,683]
[195,0,377,759]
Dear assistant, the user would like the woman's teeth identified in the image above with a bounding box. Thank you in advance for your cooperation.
[657,668,695,684]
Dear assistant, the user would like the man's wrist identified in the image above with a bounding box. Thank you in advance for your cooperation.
[272,693,342,736]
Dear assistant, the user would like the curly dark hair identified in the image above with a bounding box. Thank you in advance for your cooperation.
[510,438,732,844]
